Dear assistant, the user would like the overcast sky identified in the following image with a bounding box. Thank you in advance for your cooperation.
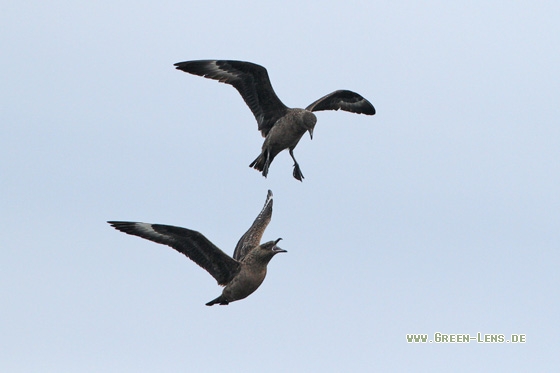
[2,1,559,371]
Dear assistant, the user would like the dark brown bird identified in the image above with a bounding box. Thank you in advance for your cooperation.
[108,190,285,306]
[174,60,376,181]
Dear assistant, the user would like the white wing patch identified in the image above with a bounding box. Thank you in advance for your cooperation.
[134,222,169,240]
[207,61,242,81]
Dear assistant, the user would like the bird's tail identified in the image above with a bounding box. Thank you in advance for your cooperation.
[249,151,272,177]
[205,295,229,306]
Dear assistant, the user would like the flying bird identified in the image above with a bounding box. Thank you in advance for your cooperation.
[108,190,285,306]
[174,60,375,181]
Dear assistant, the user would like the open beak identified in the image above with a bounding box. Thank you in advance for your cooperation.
[273,238,287,253]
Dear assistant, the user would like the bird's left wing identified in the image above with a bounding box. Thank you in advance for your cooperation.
[108,221,240,285]
[305,90,375,115]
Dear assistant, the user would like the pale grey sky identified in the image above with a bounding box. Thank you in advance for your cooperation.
[2,1,559,371]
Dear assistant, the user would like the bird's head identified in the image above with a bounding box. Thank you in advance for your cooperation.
[254,238,286,263]
[303,111,317,140]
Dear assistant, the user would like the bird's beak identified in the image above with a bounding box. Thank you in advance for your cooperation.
[273,238,286,253]
[308,128,314,140]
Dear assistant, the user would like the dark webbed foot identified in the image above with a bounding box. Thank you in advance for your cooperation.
[289,148,304,181]
[293,163,304,181]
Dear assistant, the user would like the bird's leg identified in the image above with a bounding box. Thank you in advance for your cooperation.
[262,149,271,178]
[289,148,304,181]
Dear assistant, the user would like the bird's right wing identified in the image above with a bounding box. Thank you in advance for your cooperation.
[232,190,273,261]
[305,89,376,115]
[108,221,240,285]
[174,60,289,137]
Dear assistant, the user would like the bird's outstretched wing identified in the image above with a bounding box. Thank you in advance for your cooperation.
[233,190,273,261]
[174,60,289,137]
[108,221,240,285]
[305,90,376,115]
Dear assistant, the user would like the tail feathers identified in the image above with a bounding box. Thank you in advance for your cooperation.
[249,151,271,177]
[205,295,230,306]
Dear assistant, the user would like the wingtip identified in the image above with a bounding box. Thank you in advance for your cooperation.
[107,221,126,233]
[108,220,126,225]
[264,190,273,208]
[107,221,140,233]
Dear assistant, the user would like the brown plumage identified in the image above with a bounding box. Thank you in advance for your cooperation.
[174,60,375,181]
[108,190,285,306]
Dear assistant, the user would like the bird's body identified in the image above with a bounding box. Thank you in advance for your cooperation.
[249,109,316,179]
[206,248,270,306]
[174,60,375,180]
[108,190,284,306]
